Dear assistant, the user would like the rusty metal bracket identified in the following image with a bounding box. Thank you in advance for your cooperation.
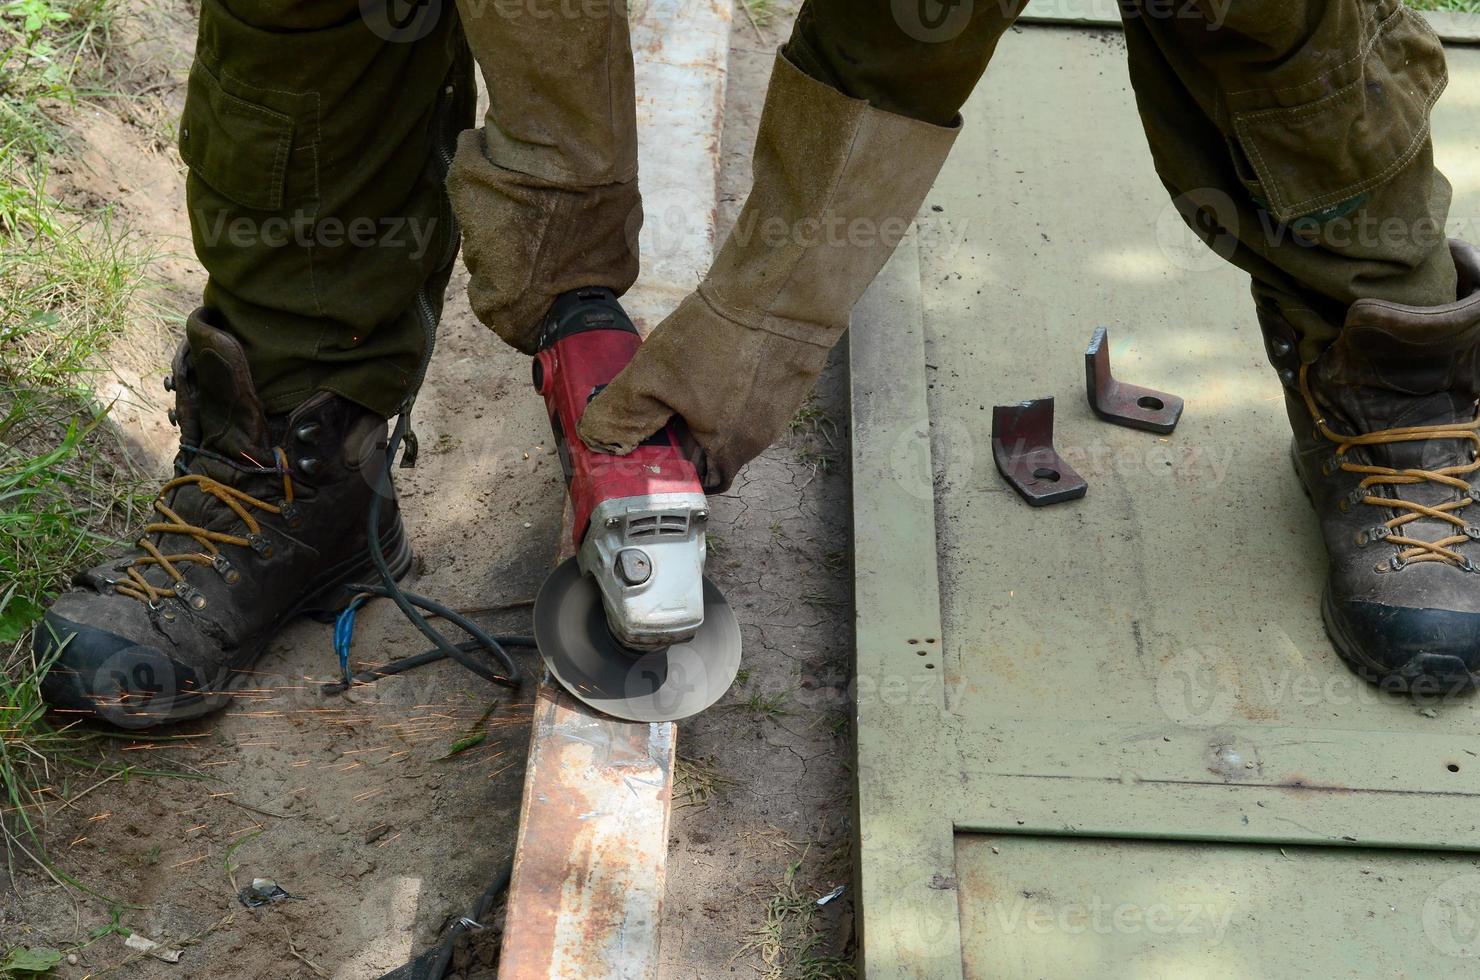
[1084,326,1183,433]
[991,397,1087,506]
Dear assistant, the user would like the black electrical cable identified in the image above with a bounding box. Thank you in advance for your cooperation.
[375,857,514,980]
[319,636,536,696]
[426,859,515,978]
[334,412,534,693]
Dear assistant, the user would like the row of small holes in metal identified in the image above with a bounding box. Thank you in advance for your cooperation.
[908,637,938,669]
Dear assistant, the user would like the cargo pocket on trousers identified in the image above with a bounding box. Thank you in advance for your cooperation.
[1229,7,1447,224]
[178,61,294,213]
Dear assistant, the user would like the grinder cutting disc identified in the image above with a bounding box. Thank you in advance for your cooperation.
[534,557,742,722]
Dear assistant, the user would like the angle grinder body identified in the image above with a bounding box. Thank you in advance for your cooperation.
[531,288,742,722]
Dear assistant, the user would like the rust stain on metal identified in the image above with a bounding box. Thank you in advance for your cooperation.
[991,397,1088,506]
[500,683,675,978]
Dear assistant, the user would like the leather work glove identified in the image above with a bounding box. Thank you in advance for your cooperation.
[578,52,958,492]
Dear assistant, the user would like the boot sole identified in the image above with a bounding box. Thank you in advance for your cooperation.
[1290,444,1479,694]
[43,516,414,726]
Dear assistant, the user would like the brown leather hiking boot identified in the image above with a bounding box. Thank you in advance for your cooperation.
[1259,240,1480,691]
[36,310,410,728]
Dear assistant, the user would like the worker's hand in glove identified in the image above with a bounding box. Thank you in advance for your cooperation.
[576,287,831,494]
[578,52,958,492]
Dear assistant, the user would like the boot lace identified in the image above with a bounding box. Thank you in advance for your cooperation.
[115,448,295,605]
[1300,364,1480,570]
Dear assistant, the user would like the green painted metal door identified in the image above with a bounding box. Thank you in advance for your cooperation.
[849,23,1480,979]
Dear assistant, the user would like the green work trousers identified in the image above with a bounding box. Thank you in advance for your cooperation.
[182,0,639,418]
[785,0,1457,353]
[182,0,1456,416]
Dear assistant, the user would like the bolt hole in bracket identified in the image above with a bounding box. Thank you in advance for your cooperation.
[1085,326,1184,434]
[991,396,1088,507]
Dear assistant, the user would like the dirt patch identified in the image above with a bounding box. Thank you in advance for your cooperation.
[6,3,556,975]
[658,6,857,976]
[5,1,857,976]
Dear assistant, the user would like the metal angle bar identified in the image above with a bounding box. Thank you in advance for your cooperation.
[991,397,1088,506]
[1084,326,1184,433]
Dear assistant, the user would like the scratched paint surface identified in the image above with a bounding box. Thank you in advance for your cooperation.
[1018,0,1480,43]
[922,26,1480,741]
[956,835,1480,979]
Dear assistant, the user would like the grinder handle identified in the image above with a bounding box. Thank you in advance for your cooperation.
[533,288,704,549]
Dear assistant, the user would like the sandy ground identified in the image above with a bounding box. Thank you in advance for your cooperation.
[4,0,856,976]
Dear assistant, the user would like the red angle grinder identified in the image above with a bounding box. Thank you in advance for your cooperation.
[530,287,742,722]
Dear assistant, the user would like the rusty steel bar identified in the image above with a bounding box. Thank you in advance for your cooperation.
[499,683,675,979]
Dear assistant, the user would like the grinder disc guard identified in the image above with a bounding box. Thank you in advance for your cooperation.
[534,557,742,722]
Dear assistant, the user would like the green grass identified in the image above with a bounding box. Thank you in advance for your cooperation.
[0,403,138,641]
[0,129,154,651]
[788,401,830,436]
[742,691,791,720]
[738,0,775,33]
[1,645,101,869]
[1,0,119,156]
[674,754,733,809]
[0,0,162,945]
[740,858,855,980]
